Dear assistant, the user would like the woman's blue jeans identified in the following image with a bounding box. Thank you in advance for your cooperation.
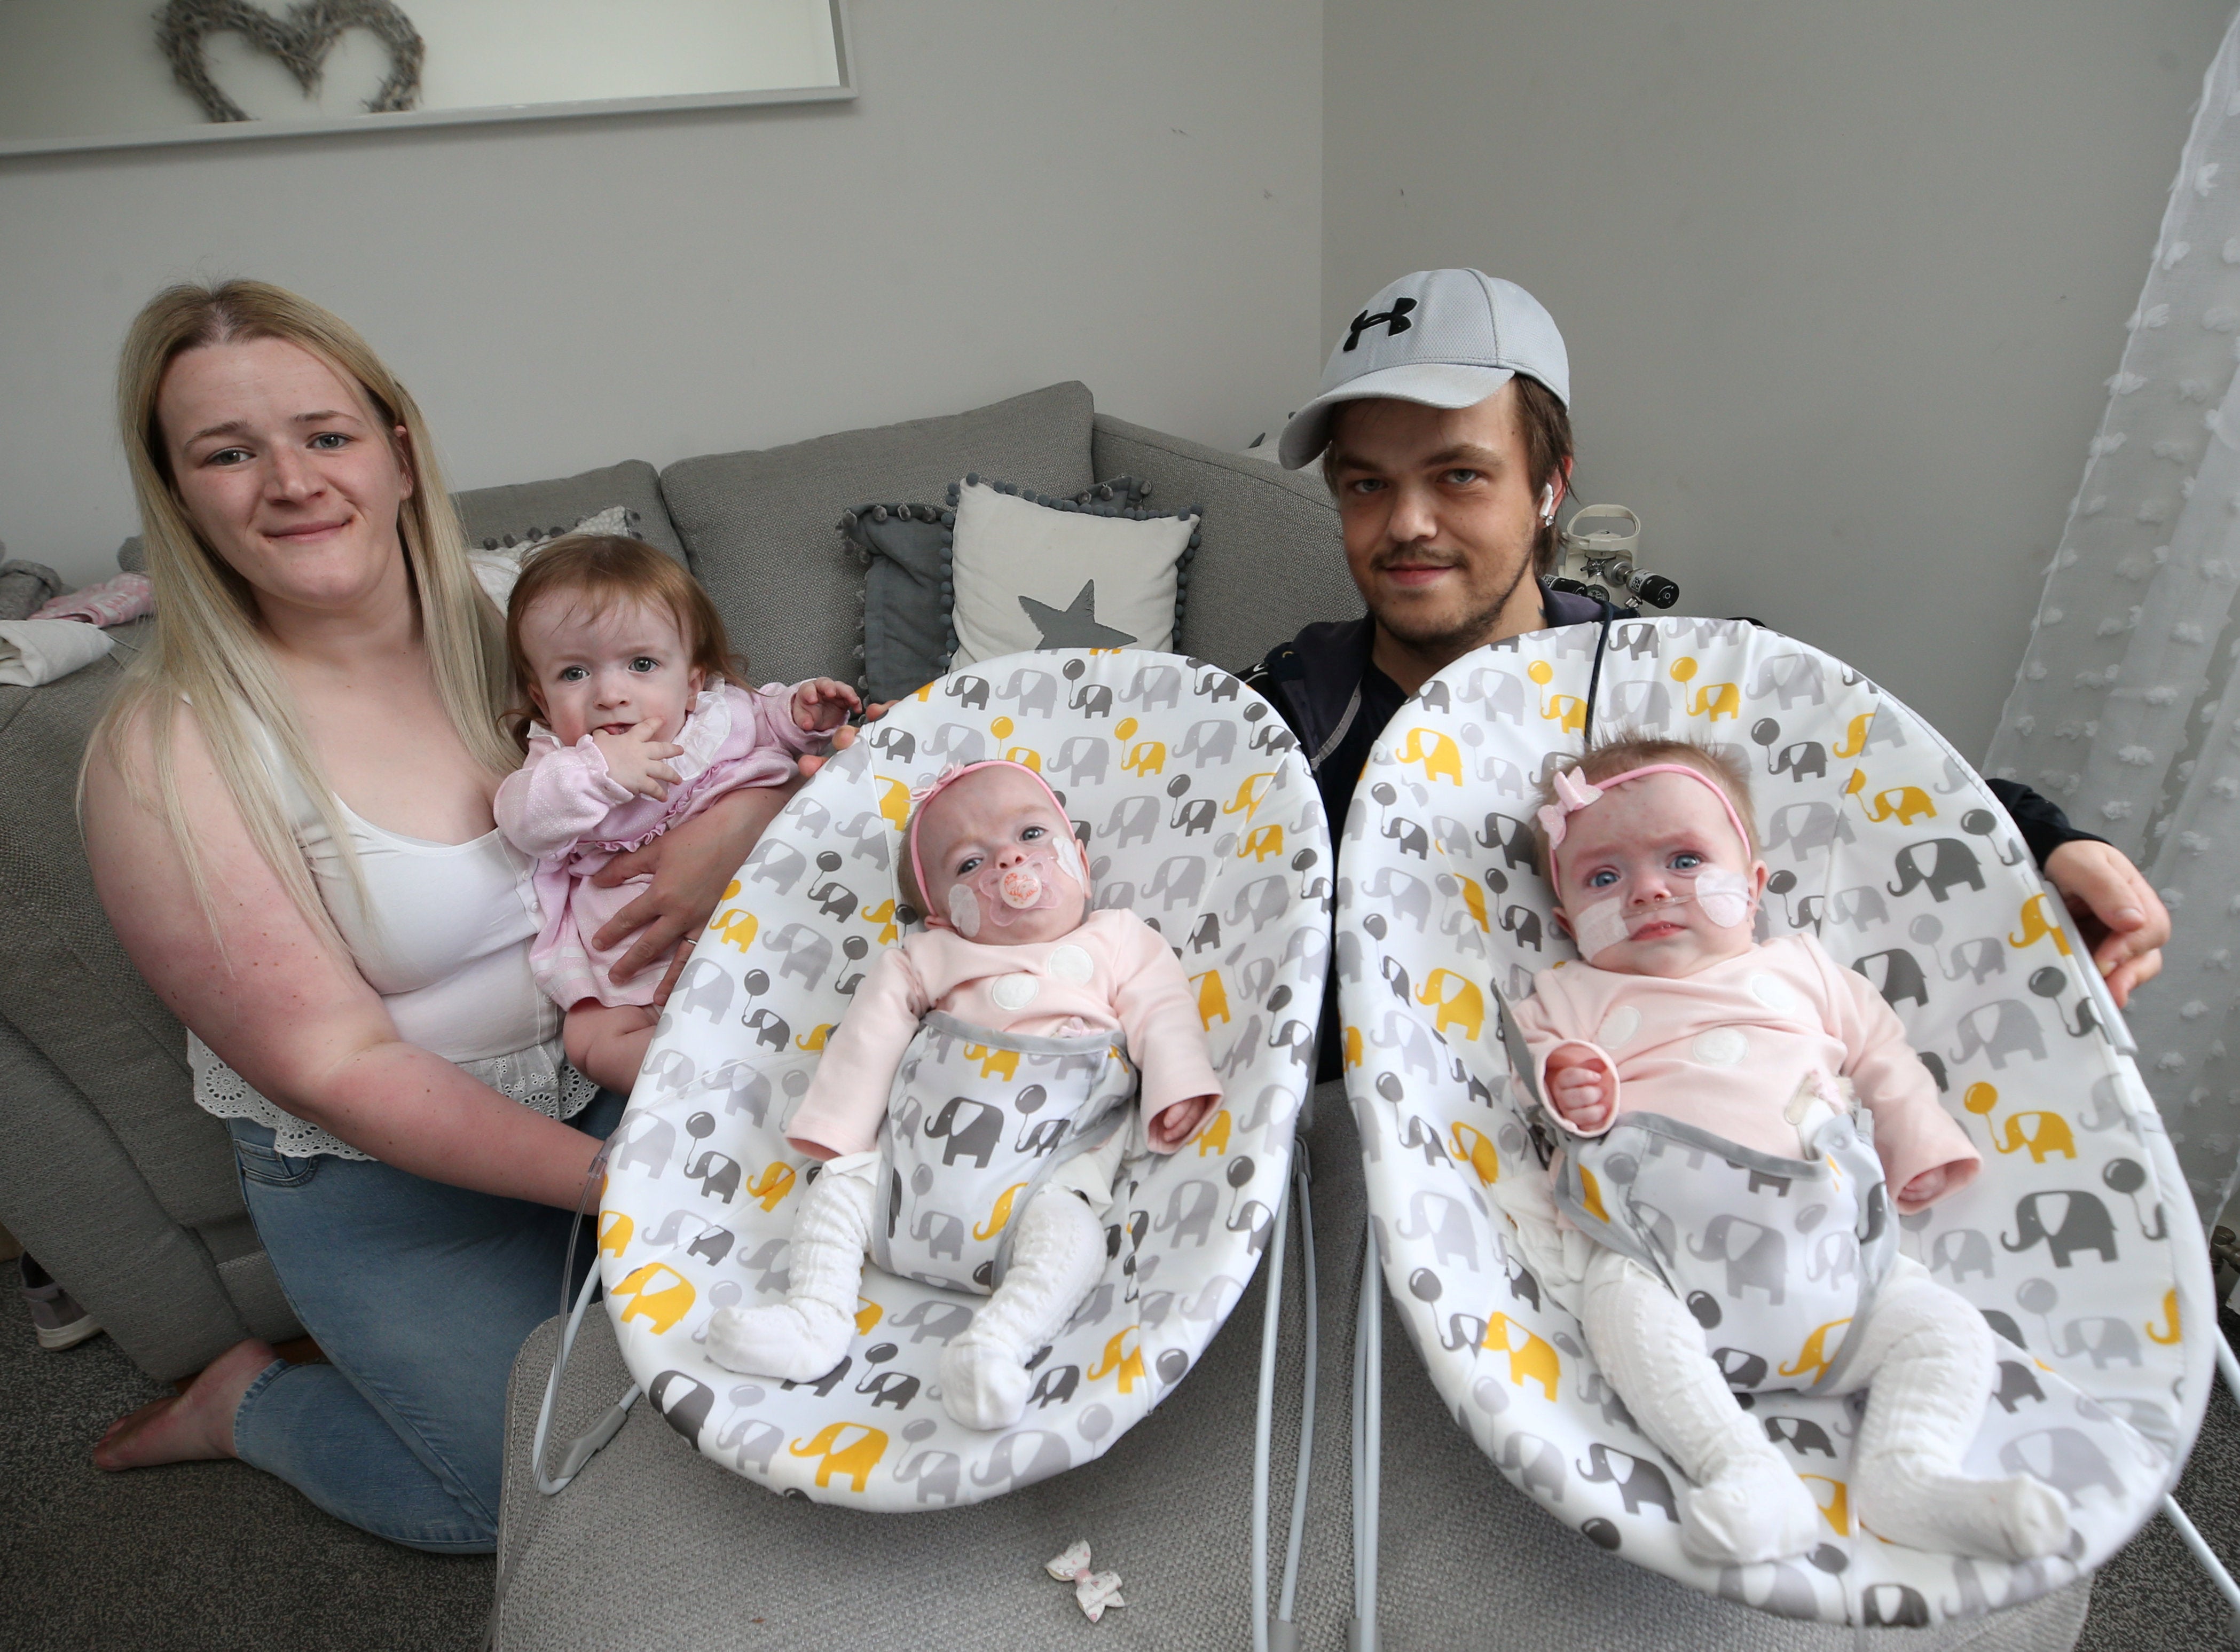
[224,1090,625,1553]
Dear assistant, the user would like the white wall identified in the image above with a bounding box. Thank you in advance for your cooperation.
[0,0,1321,588]
[1323,0,2233,760]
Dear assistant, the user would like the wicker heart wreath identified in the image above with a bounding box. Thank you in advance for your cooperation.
[156,0,424,123]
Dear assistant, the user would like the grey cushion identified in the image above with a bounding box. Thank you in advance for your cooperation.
[1090,416,1362,673]
[0,557,65,619]
[845,479,1161,704]
[496,1085,2088,1650]
[661,383,1096,690]
[840,502,954,704]
[453,460,687,566]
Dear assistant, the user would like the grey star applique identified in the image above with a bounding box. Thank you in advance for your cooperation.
[1018,580,1137,649]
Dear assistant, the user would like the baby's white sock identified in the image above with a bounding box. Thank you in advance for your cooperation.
[704,1159,874,1383]
[1848,1277,2069,1560]
[939,1189,1105,1430]
[1579,1250,1824,1564]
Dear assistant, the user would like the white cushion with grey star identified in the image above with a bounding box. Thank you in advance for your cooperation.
[947,477,1200,667]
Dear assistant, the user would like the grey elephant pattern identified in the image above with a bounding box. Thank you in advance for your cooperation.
[598,649,1326,1508]
[1339,619,2191,1623]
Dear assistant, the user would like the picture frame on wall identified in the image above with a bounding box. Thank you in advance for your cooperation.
[0,0,855,159]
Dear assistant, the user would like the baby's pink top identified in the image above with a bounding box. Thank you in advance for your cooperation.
[788,907,1222,1158]
[494,682,822,1010]
[1510,933,1978,1207]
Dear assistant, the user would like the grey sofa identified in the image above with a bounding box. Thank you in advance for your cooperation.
[0,382,2088,1649]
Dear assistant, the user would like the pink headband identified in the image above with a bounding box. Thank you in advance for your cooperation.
[1538,762,1754,887]
[905,759,1089,925]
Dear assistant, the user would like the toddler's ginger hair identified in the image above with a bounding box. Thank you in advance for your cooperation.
[1530,735,1761,880]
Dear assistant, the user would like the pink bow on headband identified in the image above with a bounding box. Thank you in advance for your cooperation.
[1534,767,1605,855]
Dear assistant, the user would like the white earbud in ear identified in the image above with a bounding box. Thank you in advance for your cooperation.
[1539,484,1557,526]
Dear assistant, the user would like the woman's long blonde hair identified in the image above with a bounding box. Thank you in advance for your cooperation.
[89,279,516,953]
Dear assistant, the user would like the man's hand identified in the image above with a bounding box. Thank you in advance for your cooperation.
[590,782,798,986]
[798,699,897,778]
[591,719,683,800]
[2045,839,2170,1008]
[791,678,863,735]
[1544,1044,1615,1132]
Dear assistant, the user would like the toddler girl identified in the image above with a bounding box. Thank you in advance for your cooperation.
[495,535,856,1092]
[706,758,1221,1430]
[1508,736,2068,1566]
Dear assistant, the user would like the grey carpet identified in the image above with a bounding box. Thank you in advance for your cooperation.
[0,1259,490,1652]
[2,1162,2234,1649]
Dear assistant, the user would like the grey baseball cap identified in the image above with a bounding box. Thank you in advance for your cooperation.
[1278,269,1570,470]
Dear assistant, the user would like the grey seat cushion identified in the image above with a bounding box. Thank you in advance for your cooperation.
[659,383,1096,689]
[453,459,687,565]
[496,1085,2087,1651]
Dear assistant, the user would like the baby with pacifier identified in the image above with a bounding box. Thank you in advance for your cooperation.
[706,758,1221,1430]
[1509,736,2068,1565]
[495,535,857,1092]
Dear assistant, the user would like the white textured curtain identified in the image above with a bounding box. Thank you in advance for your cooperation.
[1989,10,2240,1225]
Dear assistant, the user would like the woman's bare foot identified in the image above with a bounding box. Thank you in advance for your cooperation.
[93,1337,278,1470]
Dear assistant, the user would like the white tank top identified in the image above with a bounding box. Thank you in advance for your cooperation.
[189,725,591,1160]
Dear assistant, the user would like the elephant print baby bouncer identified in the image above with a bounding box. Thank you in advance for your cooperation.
[595,649,1330,1507]
[1338,617,2213,1628]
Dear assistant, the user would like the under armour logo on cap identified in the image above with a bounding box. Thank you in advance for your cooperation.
[1343,296,1418,352]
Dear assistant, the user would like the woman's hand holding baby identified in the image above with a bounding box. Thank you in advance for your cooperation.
[592,719,683,800]
[791,678,863,734]
[1545,1044,1618,1133]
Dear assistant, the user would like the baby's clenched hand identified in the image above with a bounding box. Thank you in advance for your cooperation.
[1899,1163,1956,1209]
[1150,1094,1219,1153]
[1544,1044,1616,1132]
[592,719,684,800]
[791,677,863,734]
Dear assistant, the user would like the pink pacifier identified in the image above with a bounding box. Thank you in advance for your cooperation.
[945,844,1078,938]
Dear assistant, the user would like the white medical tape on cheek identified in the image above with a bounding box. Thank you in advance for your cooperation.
[1570,898,1632,960]
[948,884,982,938]
[1694,865,1754,928]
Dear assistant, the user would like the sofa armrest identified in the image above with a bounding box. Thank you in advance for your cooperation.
[0,1016,260,1380]
[0,620,292,1378]
[1092,414,1362,673]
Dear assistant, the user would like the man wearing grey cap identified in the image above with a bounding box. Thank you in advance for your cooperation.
[1247,268,2165,1074]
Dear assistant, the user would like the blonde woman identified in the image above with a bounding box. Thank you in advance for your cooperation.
[78,281,787,1551]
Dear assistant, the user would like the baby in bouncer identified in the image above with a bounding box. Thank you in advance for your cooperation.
[705,758,1221,1430]
[1508,736,2069,1566]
